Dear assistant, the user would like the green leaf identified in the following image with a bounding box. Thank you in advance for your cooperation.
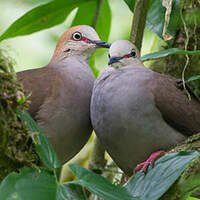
[0,167,87,200]
[96,0,111,41]
[17,108,61,170]
[125,151,199,200]
[187,197,200,200]
[69,164,139,200]
[0,167,57,200]
[146,0,181,40]
[71,1,96,26]
[186,75,200,83]
[141,48,200,61]
[0,0,92,42]
[123,0,136,11]
[57,183,87,200]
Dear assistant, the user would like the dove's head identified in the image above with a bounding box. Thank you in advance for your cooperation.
[108,40,141,69]
[52,25,110,61]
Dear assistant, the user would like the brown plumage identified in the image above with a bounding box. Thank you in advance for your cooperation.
[17,25,110,163]
[153,75,200,135]
[91,40,200,176]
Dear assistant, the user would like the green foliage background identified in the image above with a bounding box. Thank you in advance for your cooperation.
[0,0,200,199]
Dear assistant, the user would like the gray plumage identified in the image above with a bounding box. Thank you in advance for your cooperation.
[18,56,94,163]
[91,40,200,176]
[17,25,110,163]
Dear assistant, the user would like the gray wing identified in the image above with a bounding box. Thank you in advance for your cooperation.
[91,66,187,175]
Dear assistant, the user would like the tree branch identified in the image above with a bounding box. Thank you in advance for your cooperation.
[130,0,149,51]
[0,49,39,181]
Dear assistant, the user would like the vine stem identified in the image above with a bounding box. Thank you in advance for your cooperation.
[180,6,191,100]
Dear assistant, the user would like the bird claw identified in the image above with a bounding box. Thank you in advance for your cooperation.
[135,150,166,173]
[176,79,184,90]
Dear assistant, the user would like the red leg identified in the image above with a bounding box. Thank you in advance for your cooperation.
[135,150,166,173]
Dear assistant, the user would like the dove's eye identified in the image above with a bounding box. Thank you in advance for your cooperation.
[131,49,137,58]
[72,32,82,41]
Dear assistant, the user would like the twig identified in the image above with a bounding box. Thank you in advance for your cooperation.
[130,0,150,51]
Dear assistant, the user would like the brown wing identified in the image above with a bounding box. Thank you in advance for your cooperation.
[17,65,56,119]
[152,73,200,136]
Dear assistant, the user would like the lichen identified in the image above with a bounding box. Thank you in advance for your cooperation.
[0,49,39,182]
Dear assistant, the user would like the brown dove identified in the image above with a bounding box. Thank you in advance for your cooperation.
[90,40,200,176]
[17,25,110,163]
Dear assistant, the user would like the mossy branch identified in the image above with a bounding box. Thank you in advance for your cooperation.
[0,49,39,182]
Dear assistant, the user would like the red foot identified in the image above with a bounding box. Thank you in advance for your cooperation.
[135,150,166,173]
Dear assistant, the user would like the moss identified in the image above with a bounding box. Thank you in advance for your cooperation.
[0,49,39,182]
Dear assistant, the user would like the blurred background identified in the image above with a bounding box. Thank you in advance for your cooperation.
[1,2,200,200]
[1,0,199,188]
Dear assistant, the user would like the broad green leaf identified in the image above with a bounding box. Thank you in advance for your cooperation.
[141,48,200,61]
[186,75,200,83]
[21,0,52,6]
[146,0,181,39]
[69,164,139,200]
[17,108,61,170]
[96,0,111,41]
[71,1,96,26]
[0,167,57,200]
[0,0,92,42]
[125,151,199,200]
[57,183,87,200]
[123,0,136,11]
[0,167,86,200]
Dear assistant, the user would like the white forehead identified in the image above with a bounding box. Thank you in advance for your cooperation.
[109,40,136,57]
[76,25,100,41]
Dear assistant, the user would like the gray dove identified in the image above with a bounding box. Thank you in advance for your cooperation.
[17,25,110,164]
[91,40,200,176]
